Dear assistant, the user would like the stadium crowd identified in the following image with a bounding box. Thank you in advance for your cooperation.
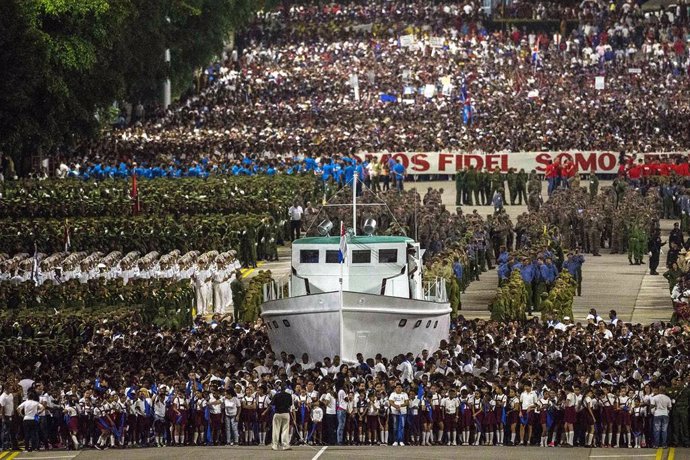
[41,0,690,181]
[0,314,689,452]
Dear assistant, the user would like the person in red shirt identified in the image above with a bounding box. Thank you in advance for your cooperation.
[627,160,643,187]
[545,159,558,196]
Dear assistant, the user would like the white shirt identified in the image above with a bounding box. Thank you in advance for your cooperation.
[0,392,14,416]
[389,392,409,415]
[520,391,538,410]
[442,397,459,414]
[18,400,42,421]
[651,394,672,416]
[223,396,240,417]
[288,206,303,221]
[337,390,347,411]
[320,393,336,415]
[397,360,413,383]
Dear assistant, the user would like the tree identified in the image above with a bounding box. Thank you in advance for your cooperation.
[0,0,267,175]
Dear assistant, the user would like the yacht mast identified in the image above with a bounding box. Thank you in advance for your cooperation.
[352,172,357,235]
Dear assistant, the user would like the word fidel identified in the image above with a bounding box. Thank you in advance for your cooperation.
[354,151,688,174]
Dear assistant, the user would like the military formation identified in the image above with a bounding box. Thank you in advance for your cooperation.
[455,166,531,208]
[485,178,660,321]
[0,249,242,317]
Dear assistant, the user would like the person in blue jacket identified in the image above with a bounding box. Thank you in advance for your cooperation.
[562,251,585,296]
[518,257,536,314]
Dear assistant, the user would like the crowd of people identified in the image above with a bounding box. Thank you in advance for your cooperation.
[36,0,689,182]
[1,313,689,452]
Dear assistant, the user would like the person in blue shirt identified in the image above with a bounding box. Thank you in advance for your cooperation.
[344,162,355,186]
[497,246,509,265]
[540,257,557,287]
[452,257,464,292]
[518,257,536,314]
[392,159,405,192]
[497,257,512,286]
[562,251,585,296]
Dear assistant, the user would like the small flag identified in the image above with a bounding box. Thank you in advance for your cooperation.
[64,219,71,253]
[31,242,39,286]
[338,222,347,263]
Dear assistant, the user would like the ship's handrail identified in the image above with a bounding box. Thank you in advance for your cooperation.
[263,274,291,302]
[423,277,448,303]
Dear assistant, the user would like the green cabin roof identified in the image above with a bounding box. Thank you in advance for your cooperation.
[292,235,414,245]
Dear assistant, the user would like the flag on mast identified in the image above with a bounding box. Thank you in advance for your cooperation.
[64,219,71,253]
[31,242,39,286]
[338,221,347,263]
[131,172,141,215]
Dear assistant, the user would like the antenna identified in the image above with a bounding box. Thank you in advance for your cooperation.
[352,172,357,236]
[414,195,418,242]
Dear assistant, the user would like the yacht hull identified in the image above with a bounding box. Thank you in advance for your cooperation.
[261,291,450,363]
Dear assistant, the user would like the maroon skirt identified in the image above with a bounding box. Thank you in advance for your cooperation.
[602,406,615,425]
[444,413,457,430]
[564,407,577,424]
[617,409,631,426]
[67,416,79,433]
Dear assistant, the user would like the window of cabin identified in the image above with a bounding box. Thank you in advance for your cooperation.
[352,250,371,264]
[325,250,341,263]
[379,249,398,263]
[299,249,320,263]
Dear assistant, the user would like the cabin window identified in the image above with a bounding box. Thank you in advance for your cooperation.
[426,320,432,328]
[282,319,290,327]
[299,249,319,263]
[414,320,422,328]
[266,322,271,330]
[379,249,398,263]
[352,250,371,264]
[398,319,407,328]
[272,321,279,329]
[325,250,341,264]
[433,321,438,329]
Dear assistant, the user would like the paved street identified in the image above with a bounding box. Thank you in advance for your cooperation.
[1,445,684,460]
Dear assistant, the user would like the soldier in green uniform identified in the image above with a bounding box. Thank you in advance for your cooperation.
[516,168,528,205]
[613,176,627,208]
[670,376,690,447]
[506,168,517,205]
[239,225,257,268]
[478,168,489,205]
[265,217,279,261]
[465,165,478,206]
[230,270,246,321]
[588,171,599,200]
[527,171,541,212]
[491,167,504,203]
[455,168,466,206]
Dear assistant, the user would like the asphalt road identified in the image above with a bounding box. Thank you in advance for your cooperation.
[0,446,685,460]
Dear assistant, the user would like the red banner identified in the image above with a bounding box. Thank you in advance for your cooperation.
[355,151,689,175]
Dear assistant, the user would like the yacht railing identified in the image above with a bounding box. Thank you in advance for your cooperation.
[262,275,291,302]
[423,277,448,303]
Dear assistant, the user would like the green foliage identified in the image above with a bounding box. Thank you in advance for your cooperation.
[0,0,266,173]
[0,176,319,218]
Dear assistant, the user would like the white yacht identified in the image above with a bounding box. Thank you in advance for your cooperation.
[260,181,450,363]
